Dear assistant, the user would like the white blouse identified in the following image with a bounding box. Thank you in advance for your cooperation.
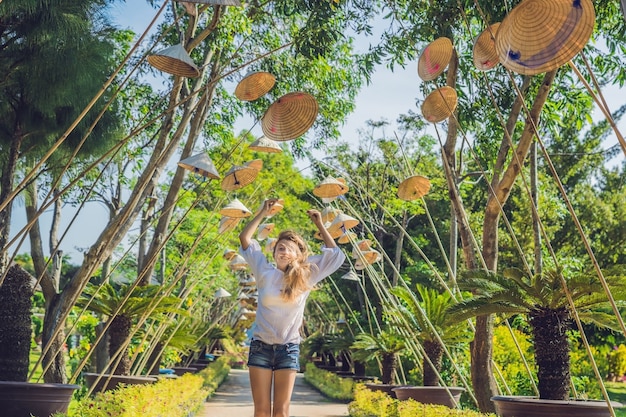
[239,239,346,345]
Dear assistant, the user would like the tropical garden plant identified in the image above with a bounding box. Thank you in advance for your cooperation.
[448,267,626,400]
[351,328,407,384]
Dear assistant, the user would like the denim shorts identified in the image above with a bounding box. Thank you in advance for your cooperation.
[247,339,300,371]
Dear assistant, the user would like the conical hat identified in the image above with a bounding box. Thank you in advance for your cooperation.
[473,23,501,71]
[313,177,349,198]
[341,270,360,281]
[239,274,256,286]
[223,248,237,260]
[266,198,284,217]
[218,216,241,234]
[214,288,231,298]
[147,44,200,78]
[256,223,275,240]
[314,224,343,240]
[354,259,367,271]
[181,0,242,5]
[177,153,220,179]
[321,206,340,224]
[355,239,372,251]
[418,37,454,81]
[354,249,382,265]
[397,175,432,201]
[221,163,261,191]
[246,159,263,171]
[495,0,595,75]
[327,213,359,235]
[337,231,357,244]
[421,86,458,123]
[265,237,277,252]
[261,92,319,141]
[219,198,252,218]
[249,136,282,153]
[228,254,248,270]
[235,71,276,101]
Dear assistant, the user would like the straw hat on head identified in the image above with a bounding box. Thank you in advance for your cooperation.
[327,213,359,236]
[313,176,349,198]
[397,175,432,201]
[220,198,252,218]
[261,92,319,141]
[249,136,282,153]
[341,270,360,281]
[473,23,501,71]
[418,37,454,81]
[147,44,200,78]
[421,86,458,123]
[177,153,220,179]
[256,223,275,240]
[495,0,595,75]
[218,216,241,234]
[221,162,262,191]
[181,0,242,5]
[235,71,276,101]
[337,231,357,244]
[223,248,237,260]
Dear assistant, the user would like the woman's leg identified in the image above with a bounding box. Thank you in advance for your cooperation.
[271,369,297,417]
[249,366,273,417]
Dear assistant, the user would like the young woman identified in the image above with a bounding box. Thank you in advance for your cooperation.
[239,198,345,417]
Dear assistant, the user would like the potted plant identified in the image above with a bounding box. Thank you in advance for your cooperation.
[390,284,472,408]
[448,268,626,416]
[351,328,407,397]
[0,264,79,417]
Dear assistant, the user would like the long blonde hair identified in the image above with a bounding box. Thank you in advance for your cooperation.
[274,230,312,302]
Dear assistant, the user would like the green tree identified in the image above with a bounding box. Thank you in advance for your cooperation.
[351,329,407,384]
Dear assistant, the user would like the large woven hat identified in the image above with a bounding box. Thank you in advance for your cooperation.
[418,37,454,81]
[473,23,501,71]
[219,216,241,234]
[235,72,276,101]
[495,0,595,75]
[177,153,220,179]
[221,160,262,191]
[261,92,319,141]
[214,287,232,298]
[219,198,252,218]
[266,198,285,217]
[147,44,200,78]
[314,226,344,240]
[321,206,340,224]
[265,237,277,252]
[249,136,282,153]
[355,239,372,251]
[313,176,349,198]
[223,248,237,260]
[181,0,242,5]
[256,223,275,240]
[341,270,360,281]
[421,86,458,123]
[228,254,248,271]
[337,231,357,244]
[397,175,432,201]
[327,213,359,235]
[354,249,382,265]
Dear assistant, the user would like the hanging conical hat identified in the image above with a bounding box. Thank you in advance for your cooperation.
[354,249,382,265]
[314,224,343,240]
[421,86,458,123]
[214,287,231,298]
[239,274,256,286]
[354,259,367,271]
[355,239,372,251]
[266,198,284,217]
[418,37,454,81]
[220,198,252,218]
[147,44,200,78]
[321,206,340,224]
[337,231,357,244]
[249,136,282,153]
[265,237,277,252]
[473,23,501,71]
[223,248,237,260]
[327,213,359,235]
[397,175,432,201]
[246,159,263,171]
[313,177,349,198]
[221,162,261,191]
[256,223,275,240]
[177,153,220,179]
[261,92,319,141]
[235,71,276,101]
[341,270,360,281]
[181,0,242,5]
[218,216,241,234]
[495,0,595,75]
[228,254,248,271]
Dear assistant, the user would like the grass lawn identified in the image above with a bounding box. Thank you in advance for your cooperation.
[606,382,626,416]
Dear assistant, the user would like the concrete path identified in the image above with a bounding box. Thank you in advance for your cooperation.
[199,368,349,417]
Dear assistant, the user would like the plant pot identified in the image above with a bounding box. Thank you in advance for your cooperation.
[171,366,198,376]
[364,383,408,398]
[0,381,79,417]
[83,372,157,393]
[392,386,465,408]
[491,395,624,417]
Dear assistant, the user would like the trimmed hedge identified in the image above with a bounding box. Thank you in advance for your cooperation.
[303,362,356,401]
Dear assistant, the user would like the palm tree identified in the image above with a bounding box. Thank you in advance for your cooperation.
[448,268,626,400]
[393,285,472,386]
[351,329,406,384]
[78,283,182,375]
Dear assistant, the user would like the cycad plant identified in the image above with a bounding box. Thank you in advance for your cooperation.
[351,329,406,384]
[448,268,626,400]
[393,285,472,386]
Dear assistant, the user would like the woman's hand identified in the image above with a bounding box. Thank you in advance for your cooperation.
[261,198,279,216]
[306,209,323,227]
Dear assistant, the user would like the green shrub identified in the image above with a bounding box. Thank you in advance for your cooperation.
[348,384,496,417]
[304,362,356,401]
[608,344,626,381]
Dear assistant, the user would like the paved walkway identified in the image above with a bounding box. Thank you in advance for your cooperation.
[199,368,349,417]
